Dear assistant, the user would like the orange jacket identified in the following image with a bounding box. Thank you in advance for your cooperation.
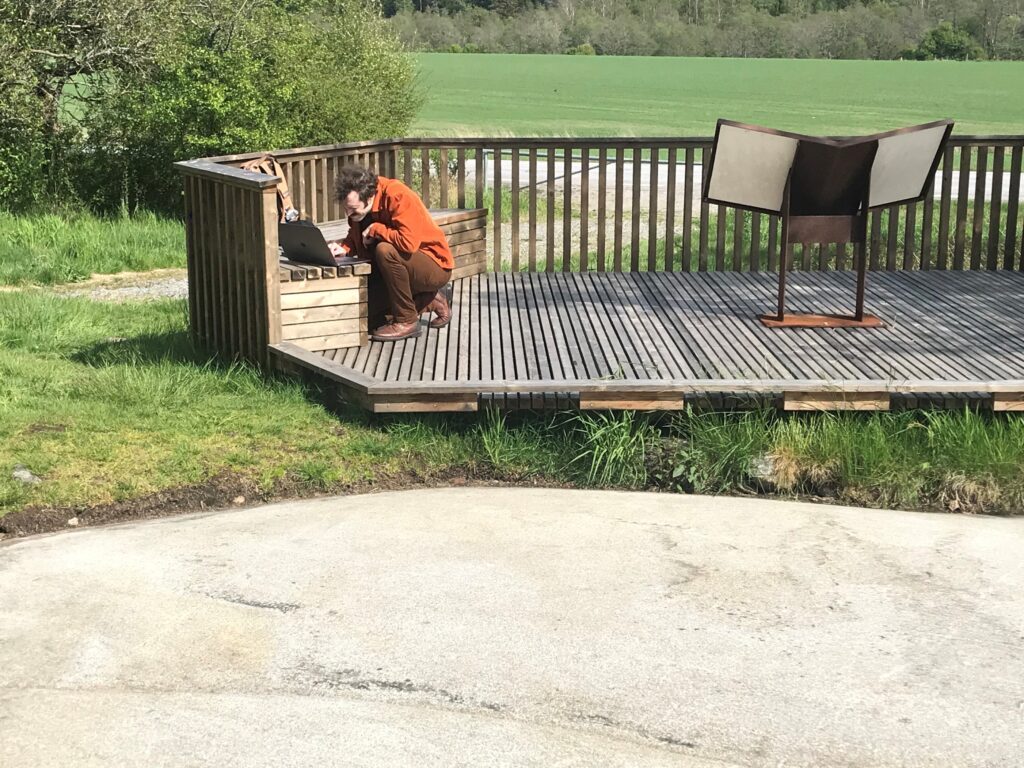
[340,177,453,269]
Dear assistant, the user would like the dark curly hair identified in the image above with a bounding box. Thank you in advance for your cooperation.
[334,164,379,204]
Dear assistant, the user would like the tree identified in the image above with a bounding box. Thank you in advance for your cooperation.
[0,0,167,207]
[911,20,985,58]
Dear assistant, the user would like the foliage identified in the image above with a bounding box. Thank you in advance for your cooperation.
[0,0,420,214]
[0,0,166,208]
[909,21,987,60]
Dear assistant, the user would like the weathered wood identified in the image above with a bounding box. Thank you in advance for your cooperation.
[937,145,954,269]
[784,391,890,411]
[613,146,625,272]
[280,276,363,294]
[597,146,607,272]
[665,147,677,272]
[280,287,366,310]
[529,147,538,272]
[954,146,971,269]
[630,147,642,270]
[648,145,659,271]
[282,318,364,340]
[510,146,520,272]
[492,148,502,271]
[563,148,573,273]
[282,303,365,325]
[987,147,1003,270]
[993,393,1024,412]
[288,332,364,352]
[1005,147,1022,270]
[580,147,590,272]
[971,146,988,269]
[581,393,686,410]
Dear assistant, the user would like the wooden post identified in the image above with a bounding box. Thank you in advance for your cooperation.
[260,186,282,367]
[775,177,791,322]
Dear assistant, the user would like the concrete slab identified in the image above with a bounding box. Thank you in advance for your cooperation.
[1,488,1022,767]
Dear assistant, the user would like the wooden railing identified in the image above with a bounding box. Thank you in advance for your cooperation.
[393,136,1024,274]
[177,134,1024,363]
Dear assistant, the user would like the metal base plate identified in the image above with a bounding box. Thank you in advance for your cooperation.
[759,313,883,328]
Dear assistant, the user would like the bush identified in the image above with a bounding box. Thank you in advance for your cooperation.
[910,21,985,60]
[565,43,596,55]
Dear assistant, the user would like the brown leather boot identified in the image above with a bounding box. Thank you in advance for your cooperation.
[427,289,451,329]
[370,320,421,342]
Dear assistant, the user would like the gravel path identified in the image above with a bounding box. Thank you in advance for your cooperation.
[54,269,189,302]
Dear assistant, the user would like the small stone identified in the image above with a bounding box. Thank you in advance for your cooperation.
[747,454,777,487]
[67,517,79,527]
[12,465,42,485]
[232,496,246,505]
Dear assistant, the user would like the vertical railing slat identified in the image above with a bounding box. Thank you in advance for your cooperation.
[987,147,1003,270]
[885,206,899,271]
[597,146,607,272]
[563,147,573,272]
[1005,146,1022,270]
[750,212,760,272]
[580,146,590,272]
[715,205,727,271]
[921,168,935,270]
[457,148,466,208]
[630,147,642,271]
[439,147,449,209]
[665,146,677,272]
[547,147,556,272]
[970,146,988,269]
[648,145,659,271]
[903,201,917,270]
[528,148,538,272]
[954,146,971,269]
[511,146,520,272]
[683,147,695,272]
[493,147,502,271]
[613,146,624,272]
[699,146,710,271]
[421,148,431,208]
[937,145,953,270]
[183,175,200,342]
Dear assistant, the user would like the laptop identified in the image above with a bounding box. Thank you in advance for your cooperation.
[278,220,369,267]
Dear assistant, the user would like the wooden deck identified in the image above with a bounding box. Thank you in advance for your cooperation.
[271,270,1024,412]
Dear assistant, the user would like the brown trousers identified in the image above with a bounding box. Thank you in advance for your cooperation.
[369,242,451,325]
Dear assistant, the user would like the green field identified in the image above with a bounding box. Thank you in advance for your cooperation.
[413,54,1024,137]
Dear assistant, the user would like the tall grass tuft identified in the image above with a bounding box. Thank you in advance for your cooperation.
[670,408,1024,514]
[569,410,655,488]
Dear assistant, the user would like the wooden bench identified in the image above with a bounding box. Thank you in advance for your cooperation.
[276,208,487,352]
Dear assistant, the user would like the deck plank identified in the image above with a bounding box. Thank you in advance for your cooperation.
[309,271,1024,406]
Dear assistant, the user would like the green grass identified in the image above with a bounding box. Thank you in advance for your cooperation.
[0,210,185,286]
[0,291,604,517]
[414,54,1024,137]
[1,288,1022,520]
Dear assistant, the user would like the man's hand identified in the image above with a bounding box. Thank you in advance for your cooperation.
[363,229,379,248]
[327,241,345,258]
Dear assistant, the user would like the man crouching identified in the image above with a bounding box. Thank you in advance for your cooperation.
[329,164,452,341]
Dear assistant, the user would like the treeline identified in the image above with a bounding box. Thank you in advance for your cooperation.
[386,0,1024,59]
